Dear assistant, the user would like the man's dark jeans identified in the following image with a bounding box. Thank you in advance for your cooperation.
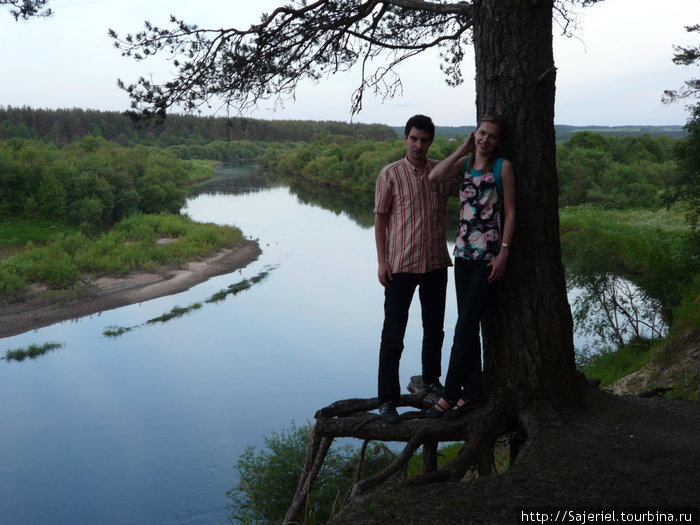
[378,268,447,404]
[443,258,490,401]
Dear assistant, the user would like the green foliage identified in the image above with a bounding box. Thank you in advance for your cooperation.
[562,206,699,390]
[0,137,192,229]
[405,442,463,478]
[0,107,396,146]
[0,269,26,302]
[579,338,655,386]
[3,342,63,362]
[0,217,77,245]
[102,269,273,338]
[557,132,678,208]
[666,104,700,231]
[560,206,698,315]
[0,214,243,298]
[671,274,700,335]
[264,136,458,191]
[227,422,395,524]
[146,303,202,324]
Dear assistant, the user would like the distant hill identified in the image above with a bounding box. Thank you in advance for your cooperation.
[391,125,687,141]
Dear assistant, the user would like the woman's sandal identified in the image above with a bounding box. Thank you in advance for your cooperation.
[426,398,456,418]
[444,397,485,419]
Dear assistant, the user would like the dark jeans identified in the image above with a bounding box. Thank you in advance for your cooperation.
[443,258,490,401]
[378,268,447,404]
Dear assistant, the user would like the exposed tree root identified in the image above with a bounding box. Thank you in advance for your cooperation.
[283,376,528,524]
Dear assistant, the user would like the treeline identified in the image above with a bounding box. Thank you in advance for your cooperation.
[0,106,397,147]
[557,131,678,207]
[263,131,682,208]
[0,136,189,230]
[392,125,686,141]
[260,136,461,192]
[0,128,685,238]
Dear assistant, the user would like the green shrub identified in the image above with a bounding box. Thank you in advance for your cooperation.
[671,274,700,334]
[580,338,655,386]
[227,422,395,524]
[0,269,27,301]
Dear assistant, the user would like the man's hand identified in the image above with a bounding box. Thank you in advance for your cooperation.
[378,261,393,287]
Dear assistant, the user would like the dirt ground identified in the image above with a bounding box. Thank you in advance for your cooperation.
[329,389,700,524]
[0,239,261,339]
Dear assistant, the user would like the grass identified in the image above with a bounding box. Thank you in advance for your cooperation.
[562,205,698,398]
[0,213,243,301]
[0,218,77,246]
[3,342,64,362]
[102,268,274,338]
[560,204,692,234]
[146,303,202,324]
[405,437,512,480]
[579,339,655,387]
[182,159,219,183]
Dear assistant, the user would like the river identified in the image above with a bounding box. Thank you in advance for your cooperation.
[1,165,453,524]
[0,163,655,524]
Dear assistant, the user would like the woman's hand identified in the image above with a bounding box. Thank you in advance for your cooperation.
[487,252,508,283]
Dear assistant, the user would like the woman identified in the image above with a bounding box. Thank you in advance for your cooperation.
[426,114,515,417]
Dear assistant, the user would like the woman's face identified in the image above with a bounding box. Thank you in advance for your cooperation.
[475,121,501,157]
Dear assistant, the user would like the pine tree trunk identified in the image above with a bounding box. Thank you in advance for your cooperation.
[472,0,582,406]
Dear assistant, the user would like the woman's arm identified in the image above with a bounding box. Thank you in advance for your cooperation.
[487,159,515,283]
[428,132,475,185]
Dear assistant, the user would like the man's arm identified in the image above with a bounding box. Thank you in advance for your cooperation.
[375,212,392,287]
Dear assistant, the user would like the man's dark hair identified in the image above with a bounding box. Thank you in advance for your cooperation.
[404,114,435,139]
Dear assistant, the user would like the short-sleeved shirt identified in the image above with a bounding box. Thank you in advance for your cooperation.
[374,156,457,274]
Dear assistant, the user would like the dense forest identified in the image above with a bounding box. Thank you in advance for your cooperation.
[0,106,396,146]
[396,124,687,141]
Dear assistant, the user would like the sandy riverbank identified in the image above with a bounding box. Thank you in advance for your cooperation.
[0,239,261,339]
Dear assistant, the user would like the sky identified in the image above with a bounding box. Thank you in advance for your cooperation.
[2,0,698,127]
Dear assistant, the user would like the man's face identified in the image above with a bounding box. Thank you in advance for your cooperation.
[404,127,433,164]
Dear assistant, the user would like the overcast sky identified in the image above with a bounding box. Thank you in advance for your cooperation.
[2,0,698,127]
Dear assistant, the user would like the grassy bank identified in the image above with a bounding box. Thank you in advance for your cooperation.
[561,205,699,398]
[0,213,243,302]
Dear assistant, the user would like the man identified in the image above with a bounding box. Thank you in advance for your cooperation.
[374,114,456,423]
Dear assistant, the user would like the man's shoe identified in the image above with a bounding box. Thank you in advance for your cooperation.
[378,402,401,424]
[424,380,444,395]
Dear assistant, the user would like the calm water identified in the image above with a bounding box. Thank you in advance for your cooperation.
[0,164,648,524]
[0,166,456,524]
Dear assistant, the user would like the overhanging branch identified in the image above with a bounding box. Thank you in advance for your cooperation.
[110,0,475,120]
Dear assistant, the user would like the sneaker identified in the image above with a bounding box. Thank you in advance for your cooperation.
[424,380,444,395]
[378,401,401,424]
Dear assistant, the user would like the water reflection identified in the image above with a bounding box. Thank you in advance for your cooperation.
[191,162,273,196]
[0,164,414,525]
[1,163,655,524]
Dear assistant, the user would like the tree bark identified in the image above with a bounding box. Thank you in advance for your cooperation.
[472,0,583,406]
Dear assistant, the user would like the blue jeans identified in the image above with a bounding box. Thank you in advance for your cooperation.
[378,268,447,404]
[443,258,490,401]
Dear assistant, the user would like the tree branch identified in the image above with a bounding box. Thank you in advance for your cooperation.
[110,0,475,120]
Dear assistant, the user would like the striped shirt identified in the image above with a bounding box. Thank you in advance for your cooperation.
[374,156,457,274]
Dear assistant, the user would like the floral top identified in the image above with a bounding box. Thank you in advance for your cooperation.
[454,158,504,262]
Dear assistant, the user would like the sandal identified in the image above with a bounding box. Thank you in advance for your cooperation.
[444,397,484,419]
[426,398,456,418]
